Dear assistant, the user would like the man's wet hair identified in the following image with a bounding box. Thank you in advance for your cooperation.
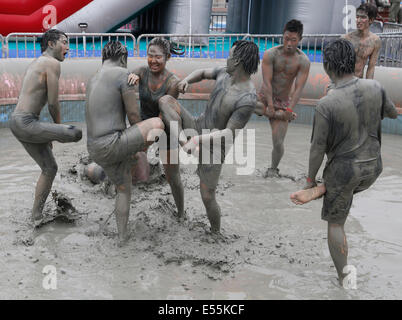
[40,29,67,53]
[283,19,303,38]
[323,39,356,77]
[231,40,260,75]
[102,41,128,63]
[357,3,378,20]
[147,37,185,58]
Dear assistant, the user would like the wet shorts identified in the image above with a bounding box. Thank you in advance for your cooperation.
[88,125,145,186]
[321,157,383,224]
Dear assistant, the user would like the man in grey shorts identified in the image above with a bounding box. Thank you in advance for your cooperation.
[158,40,259,234]
[290,39,397,286]
[86,41,164,245]
[10,29,82,227]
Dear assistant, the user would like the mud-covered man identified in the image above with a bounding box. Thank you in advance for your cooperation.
[86,41,164,245]
[343,3,381,79]
[256,19,310,177]
[9,29,82,227]
[158,40,260,234]
[290,39,397,286]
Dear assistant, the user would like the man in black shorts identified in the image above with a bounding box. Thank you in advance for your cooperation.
[10,29,82,227]
[86,41,164,245]
[158,40,259,234]
[290,39,397,286]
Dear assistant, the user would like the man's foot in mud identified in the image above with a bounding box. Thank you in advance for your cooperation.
[290,184,326,205]
[31,214,53,228]
[206,229,227,243]
[263,167,280,178]
[174,211,187,223]
[117,233,130,247]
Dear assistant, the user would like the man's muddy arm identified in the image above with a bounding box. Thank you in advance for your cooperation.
[178,67,223,93]
[307,111,329,185]
[122,87,141,125]
[366,38,381,79]
[46,61,61,124]
[288,58,310,110]
[382,87,398,119]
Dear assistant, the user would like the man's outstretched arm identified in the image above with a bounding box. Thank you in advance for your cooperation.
[288,57,310,110]
[366,37,381,79]
[177,67,224,93]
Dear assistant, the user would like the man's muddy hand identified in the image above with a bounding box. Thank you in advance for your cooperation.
[127,73,139,86]
[177,80,189,94]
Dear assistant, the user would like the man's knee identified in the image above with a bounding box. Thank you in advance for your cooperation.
[72,128,83,142]
[150,117,165,131]
[64,125,82,142]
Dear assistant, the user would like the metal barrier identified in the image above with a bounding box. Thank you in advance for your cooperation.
[136,33,250,59]
[5,32,136,58]
[2,31,402,68]
[383,22,402,33]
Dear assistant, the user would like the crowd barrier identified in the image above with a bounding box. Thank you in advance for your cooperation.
[2,32,402,68]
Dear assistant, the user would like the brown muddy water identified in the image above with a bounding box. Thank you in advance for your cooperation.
[0,121,401,300]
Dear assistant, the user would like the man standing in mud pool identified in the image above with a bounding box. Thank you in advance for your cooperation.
[257,19,310,178]
[158,40,259,234]
[85,41,164,245]
[9,29,82,227]
[343,3,381,79]
[290,39,397,287]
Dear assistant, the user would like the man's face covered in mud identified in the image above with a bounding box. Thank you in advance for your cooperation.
[147,45,167,74]
[356,10,371,31]
[52,35,69,62]
[283,31,300,54]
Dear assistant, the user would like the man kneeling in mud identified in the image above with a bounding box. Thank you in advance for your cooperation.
[86,41,164,245]
[10,29,82,227]
[158,40,259,234]
[290,39,397,286]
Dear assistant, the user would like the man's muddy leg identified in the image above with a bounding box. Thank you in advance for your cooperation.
[163,160,184,220]
[21,142,58,224]
[270,118,289,170]
[115,180,131,245]
[328,221,348,285]
[200,182,221,233]
[159,95,187,145]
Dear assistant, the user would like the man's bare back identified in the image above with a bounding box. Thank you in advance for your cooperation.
[344,31,381,79]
